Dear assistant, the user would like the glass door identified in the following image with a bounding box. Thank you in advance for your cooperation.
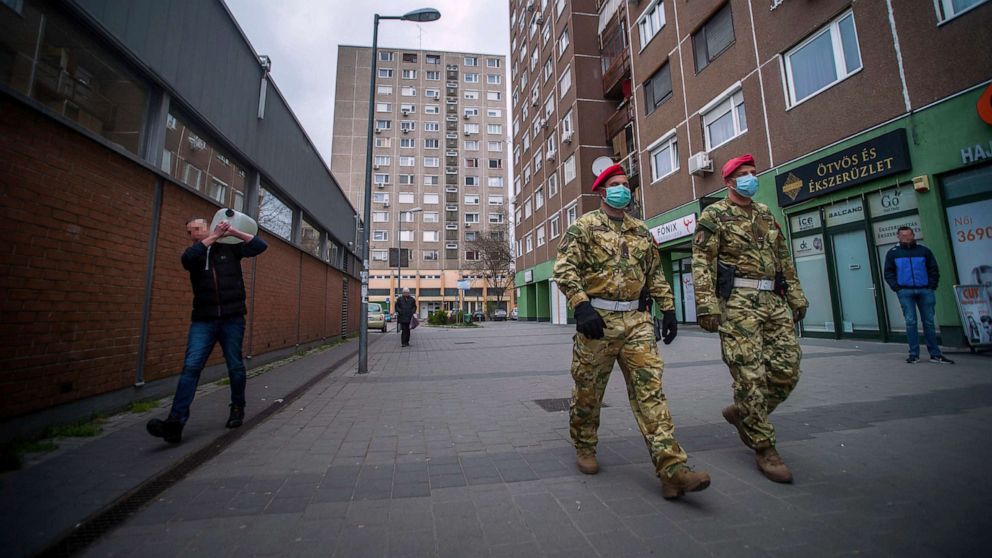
[831,230,880,335]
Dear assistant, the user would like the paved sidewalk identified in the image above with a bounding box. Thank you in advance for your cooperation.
[22,323,992,557]
[0,335,377,558]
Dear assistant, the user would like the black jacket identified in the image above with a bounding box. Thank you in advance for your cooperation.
[395,295,417,324]
[883,242,939,291]
[182,236,267,321]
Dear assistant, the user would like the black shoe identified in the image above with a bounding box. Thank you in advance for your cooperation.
[147,417,183,444]
[226,405,244,428]
[906,357,921,364]
[930,355,955,364]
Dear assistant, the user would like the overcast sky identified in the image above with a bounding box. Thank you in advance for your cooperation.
[225,0,512,164]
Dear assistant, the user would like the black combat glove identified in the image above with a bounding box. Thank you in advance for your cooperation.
[574,301,606,340]
[637,286,653,313]
[661,310,677,344]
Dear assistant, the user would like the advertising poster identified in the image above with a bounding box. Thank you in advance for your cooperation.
[946,199,992,293]
[953,285,992,347]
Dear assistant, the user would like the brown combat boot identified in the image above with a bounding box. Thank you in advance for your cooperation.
[755,447,793,483]
[576,449,599,475]
[722,404,751,447]
[660,466,711,500]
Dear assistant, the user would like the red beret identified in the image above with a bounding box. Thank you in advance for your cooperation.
[722,154,756,180]
[591,163,626,191]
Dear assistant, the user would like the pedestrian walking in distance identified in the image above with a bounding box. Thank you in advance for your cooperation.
[395,287,418,347]
[692,154,807,483]
[553,163,710,500]
[883,226,954,364]
[147,218,267,444]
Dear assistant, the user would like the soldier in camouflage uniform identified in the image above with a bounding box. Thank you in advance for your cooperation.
[553,164,710,500]
[692,154,808,483]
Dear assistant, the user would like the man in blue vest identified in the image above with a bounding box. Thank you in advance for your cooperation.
[883,226,954,365]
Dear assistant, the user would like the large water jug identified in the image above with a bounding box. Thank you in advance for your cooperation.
[209,208,258,244]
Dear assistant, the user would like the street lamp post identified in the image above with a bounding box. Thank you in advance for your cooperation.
[395,206,422,331]
[359,8,441,375]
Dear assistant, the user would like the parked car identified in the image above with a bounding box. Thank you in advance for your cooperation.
[367,302,387,333]
[472,310,485,322]
[510,307,518,320]
[492,309,508,321]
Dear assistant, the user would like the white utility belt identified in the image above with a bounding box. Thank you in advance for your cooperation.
[589,298,640,312]
[733,278,775,291]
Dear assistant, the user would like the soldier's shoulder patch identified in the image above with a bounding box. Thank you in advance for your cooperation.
[693,230,710,246]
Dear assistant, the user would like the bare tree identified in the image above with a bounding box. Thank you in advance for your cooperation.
[467,216,515,312]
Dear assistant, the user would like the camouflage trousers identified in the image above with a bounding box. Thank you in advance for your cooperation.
[718,289,802,449]
[570,309,688,478]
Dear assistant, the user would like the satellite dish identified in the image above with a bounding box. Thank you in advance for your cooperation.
[591,156,615,177]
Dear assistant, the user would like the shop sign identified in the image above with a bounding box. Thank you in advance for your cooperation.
[960,140,992,165]
[524,270,533,283]
[650,213,697,244]
[867,187,917,217]
[789,210,821,233]
[824,198,865,227]
[953,285,992,348]
[791,234,824,258]
[457,279,471,290]
[775,129,911,207]
[872,216,922,245]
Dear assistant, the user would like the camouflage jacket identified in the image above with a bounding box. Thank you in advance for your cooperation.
[553,209,675,312]
[691,198,807,316]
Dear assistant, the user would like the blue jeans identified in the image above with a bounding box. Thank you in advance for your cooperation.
[897,288,941,359]
[169,316,246,423]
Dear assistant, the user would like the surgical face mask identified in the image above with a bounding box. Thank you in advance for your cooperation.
[604,185,632,209]
[734,174,759,198]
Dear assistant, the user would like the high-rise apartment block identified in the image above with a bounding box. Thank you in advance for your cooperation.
[333,47,512,316]
[509,0,992,347]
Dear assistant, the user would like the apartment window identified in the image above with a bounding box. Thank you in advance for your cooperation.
[464,107,480,117]
[544,96,555,119]
[465,195,480,205]
[426,70,441,80]
[488,159,503,169]
[372,249,388,261]
[208,178,227,204]
[182,163,203,190]
[399,230,413,242]
[374,174,390,184]
[534,149,543,172]
[374,155,391,166]
[514,144,521,164]
[426,54,441,64]
[426,88,441,98]
[488,195,504,206]
[401,86,416,96]
[464,123,480,134]
[487,108,503,117]
[377,85,393,95]
[488,124,503,135]
[487,74,502,85]
[515,206,522,223]
[465,56,479,66]
[378,68,393,78]
[693,2,735,73]
[523,163,531,183]
[466,231,479,241]
[649,135,679,181]
[424,175,440,186]
[489,176,504,188]
[566,204,577,226]
[376,102,392,112]
[424,193,440,204]
[548,172,559,197]
[400,103,416,114]
[423,211,439,223]
[465,140,480,150]
[373,230,389,242]
[645,62,673,115]
[400,138,416,148]
[537,225,546,247]
[558,27,570,58]
[373,193,389,207]
[784,11,862,106]
[376,119,391,130]
[465,250,480,261]
[487,91,502,101]
[546,133,557,155]
[638,1,666,49]
[564,154,576,183]
[424,122,440,132]
[536,188,545,209]
[516,239,523,257]
[399,174,416,185]
[373,211,389,222]
[524,197,533,218]
[399,192,416,204]
[379,51,394,61]
[490,213,504,224]
[514,177,521,195]
[488,141,503,151]
[375,137,392,148]
[402,69,417,79]
[464,90,480,100]
[703,90,747,150]
[400,156,416,167]
[562,109,573,137]
[487,57,501,68]
[466,158,480,168]
[424,157,440,167]
[936,0,989,21]
[550,215,561,238]
[423,230,440,242]
[530,50,539,71]
[543,23,552,45]
[543,58,553,82]
[465,176,481,186]
[465,73,480,83]
[424,250,439,260]
[465,213,480,224]
[526,235,533,253]
[424,105,440,115]
[399,119,415,131]
[424,138,439,149]
[558,65,572,99]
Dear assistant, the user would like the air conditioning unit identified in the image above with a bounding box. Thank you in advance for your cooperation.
[536,15,544,25]
[547,151,555,161]
[688,152,714,176]
[373,164,380,170]
[383,202,390,208]
[532,97,539,107]
[402,129,409,134]
[401,110,410,116]
[540,119,548,129]
[464,131,471,136]
[562,131,574,144]
[374,128,382,134]
[376,183,385,189]
[463,114,470,119]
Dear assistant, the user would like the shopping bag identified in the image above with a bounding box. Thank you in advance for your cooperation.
[410,315,420,330]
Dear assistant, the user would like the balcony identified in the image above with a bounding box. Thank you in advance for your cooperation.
[605,101,634,143]
[600,15,630,100]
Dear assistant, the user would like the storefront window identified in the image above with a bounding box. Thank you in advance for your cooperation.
[163,111,247,211]
[868,187,921,333]
[258,186,292,241]
[0,0,148,154]
[792,232,832,332]
[300,218,321,258]
[942,166,992,290]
